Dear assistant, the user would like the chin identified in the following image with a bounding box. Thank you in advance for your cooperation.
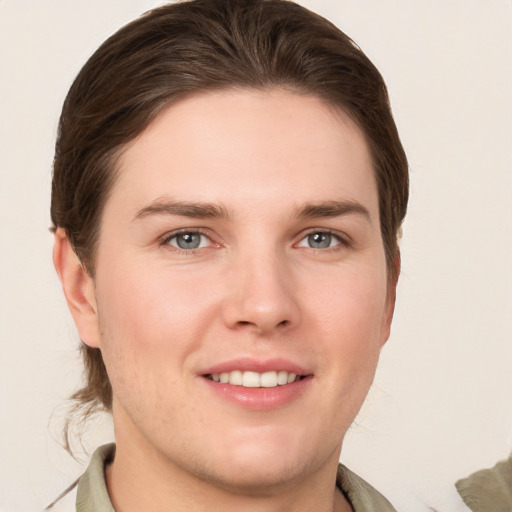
[193,434,329,494]
[198,457,308,495]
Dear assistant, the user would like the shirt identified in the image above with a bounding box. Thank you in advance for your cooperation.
[456,456,512,512]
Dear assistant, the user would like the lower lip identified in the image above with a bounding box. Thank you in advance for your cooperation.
[201,376,312,410]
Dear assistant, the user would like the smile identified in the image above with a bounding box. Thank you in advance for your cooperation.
[205,370,303,388]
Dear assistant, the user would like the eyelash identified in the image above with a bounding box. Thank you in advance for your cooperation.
[158,228,351,255]
[296,229,351,251]
[159,228,216,255]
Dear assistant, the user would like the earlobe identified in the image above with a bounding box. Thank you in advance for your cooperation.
[53,228,101,348]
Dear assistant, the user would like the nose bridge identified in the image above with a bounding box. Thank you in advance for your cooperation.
[222,241,300,334]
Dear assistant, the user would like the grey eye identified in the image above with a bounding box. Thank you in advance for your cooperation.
[307,232,333,249]
[170,232,205,250]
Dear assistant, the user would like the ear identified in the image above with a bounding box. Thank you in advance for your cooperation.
[380,252,401,345]
[53,228,101,348]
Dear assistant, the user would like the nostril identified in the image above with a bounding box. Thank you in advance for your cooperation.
[235,319,290,330]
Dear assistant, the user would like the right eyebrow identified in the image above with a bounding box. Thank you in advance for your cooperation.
[133,199,229,221]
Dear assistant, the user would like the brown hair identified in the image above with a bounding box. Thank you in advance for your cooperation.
[51,0,408,437]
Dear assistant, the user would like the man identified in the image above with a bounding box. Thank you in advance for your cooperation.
[48,0,408,510]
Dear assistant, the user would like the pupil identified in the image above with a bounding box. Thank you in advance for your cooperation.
[309,232,331,249]
[177,233,200,249]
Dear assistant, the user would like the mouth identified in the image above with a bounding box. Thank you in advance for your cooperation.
[204,370,306,388]
[200,362,312,409]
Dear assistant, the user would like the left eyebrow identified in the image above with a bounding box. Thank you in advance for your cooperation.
[296,200,372,224]
[133,199,229,221]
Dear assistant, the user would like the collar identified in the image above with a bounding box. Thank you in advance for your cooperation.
[76,443,116,512]
[336,464,397,511]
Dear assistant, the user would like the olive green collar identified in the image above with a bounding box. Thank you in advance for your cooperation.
[76,443,116,512]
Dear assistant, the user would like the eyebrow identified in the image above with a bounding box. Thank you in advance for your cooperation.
[134,199,229,221]
[297,200,372,223]
[133,198,371,223]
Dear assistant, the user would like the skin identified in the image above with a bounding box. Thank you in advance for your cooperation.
[54,89,397,512]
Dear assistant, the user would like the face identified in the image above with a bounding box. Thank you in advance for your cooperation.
[82,89,395,490]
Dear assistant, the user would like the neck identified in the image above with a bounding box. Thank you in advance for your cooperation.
[107,463,351,512]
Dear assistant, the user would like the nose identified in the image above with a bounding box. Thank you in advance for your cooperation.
[221,250,301,335]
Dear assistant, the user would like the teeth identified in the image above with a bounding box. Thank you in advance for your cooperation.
[207,370,301,388]
[242,371,260,387]
[287,372,297,384]
[229,370,243,386]
[277,370,288,385]
[260,371,277,388]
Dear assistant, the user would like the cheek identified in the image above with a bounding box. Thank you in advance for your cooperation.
[93,259,222,381]
[97,258,203,333]
[93,272,191,419]
[313,263,388,335]
[306,266,389,378]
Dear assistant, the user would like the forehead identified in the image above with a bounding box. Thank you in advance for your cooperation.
[110,88,377,217]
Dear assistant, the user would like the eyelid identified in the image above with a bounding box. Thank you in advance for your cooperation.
[294,228,351,249]
[157,227,351,252]
[159,227,219,248]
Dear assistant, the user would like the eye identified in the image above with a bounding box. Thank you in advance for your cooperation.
[164,231,211,250]
[296,231,343,249]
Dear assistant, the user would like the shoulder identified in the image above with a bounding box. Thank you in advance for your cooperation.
[337,464,397,512]
[456,456,512,512]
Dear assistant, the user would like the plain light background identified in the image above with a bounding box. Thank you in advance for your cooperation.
[1,1,511,510]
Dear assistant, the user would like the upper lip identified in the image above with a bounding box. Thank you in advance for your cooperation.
[200,357,311,376]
